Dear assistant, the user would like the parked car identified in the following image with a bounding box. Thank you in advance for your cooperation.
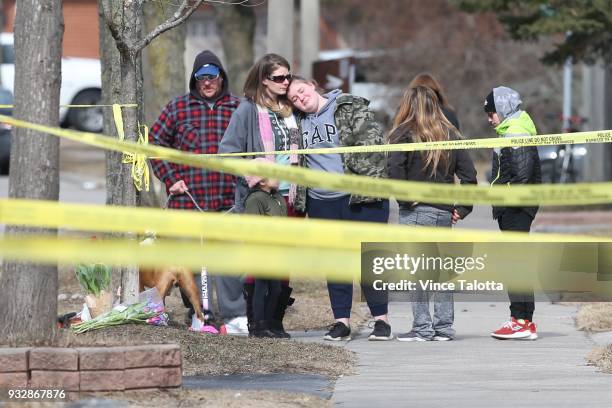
[538,144,588,183]
[0,32,103,133]
[0,87,13,175]
[484,144,588,184]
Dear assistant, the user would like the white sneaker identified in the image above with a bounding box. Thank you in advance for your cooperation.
[225,316,249,335]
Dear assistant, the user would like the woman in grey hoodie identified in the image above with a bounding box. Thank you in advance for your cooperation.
[287,76,392,342]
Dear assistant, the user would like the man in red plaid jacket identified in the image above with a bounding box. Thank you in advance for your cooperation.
[149,50,247,333]
[150,50,239,211]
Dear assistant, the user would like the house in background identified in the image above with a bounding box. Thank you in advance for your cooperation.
[1,0,102,132]
[3,0,100,59]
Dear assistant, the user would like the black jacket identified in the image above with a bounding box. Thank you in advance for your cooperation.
[491,146,541,219]
[387,124,477,218]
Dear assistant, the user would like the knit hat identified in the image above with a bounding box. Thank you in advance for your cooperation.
[483,91,496,113]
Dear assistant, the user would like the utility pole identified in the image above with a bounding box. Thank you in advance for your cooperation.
[267,0,293,63]
[300,0,319,79]
[581,64,611,182]
[559,32,573,183]
[562,57,572,132]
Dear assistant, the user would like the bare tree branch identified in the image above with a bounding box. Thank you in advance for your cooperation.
[132,0,205,52]
[100,0,129,52]
[133,0,255,52]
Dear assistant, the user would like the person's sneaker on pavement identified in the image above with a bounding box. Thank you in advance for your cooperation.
[491,317,531,339]
[324,321,351,341]
[526,321,538,340]
[397,331,430,342]
[225,316,249,335]
[368,320,393,341]
[432,334,453,341]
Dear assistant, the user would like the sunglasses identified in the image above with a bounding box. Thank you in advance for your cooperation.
[195,73,220,81]
[267,74,292,83]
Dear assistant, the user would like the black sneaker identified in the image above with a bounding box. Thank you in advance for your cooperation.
[270,320,291,339]
[368,320,393,341]
[249,321,282,339]
[324,322,351,341]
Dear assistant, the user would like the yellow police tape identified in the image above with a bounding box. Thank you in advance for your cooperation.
[0,104,138,109]
[3,236,612,293]
[1,198,611,286]
[0,104,148,192]
[2,114,612,206]
[212,129,612,156]
[111,104,150,192]
[0,199,608,252]
[0,236,358,281]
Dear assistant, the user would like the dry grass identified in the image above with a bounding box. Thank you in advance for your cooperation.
[5,277,351,406]
[576,303,612,332]
[13,259,369,381]
[13,323,355,378]
[587,345,612,373]
[48,276,358,379]
[58,276,371,335]
[576,303,612,374]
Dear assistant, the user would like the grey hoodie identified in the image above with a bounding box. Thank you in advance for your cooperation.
[301,89,346,200]
[492,86,522,122]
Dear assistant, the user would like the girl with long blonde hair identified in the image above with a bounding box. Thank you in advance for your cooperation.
[408,72,460,130]
[387,85,477,342]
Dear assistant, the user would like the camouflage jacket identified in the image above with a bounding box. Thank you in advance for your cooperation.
[294,93,387,213]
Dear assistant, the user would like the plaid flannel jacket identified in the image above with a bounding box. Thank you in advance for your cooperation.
[149,93,240,211]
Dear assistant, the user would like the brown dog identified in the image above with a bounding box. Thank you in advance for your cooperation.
[139,265,205,322]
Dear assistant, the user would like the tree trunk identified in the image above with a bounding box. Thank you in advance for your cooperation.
[0,0,63,344]
[141,1,187,209]
[214,4,255,94]
[98,0,206,303]
[0,0,4,83]
[98,0,122,297]
[116,48,140,304]
[98,0,141,304]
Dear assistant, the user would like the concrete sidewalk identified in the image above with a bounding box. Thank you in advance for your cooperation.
[330,301,612,407]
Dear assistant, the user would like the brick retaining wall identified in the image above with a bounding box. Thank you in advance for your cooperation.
[0,345,182,392]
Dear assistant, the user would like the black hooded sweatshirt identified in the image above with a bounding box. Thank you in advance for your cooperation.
[189,50,230,104]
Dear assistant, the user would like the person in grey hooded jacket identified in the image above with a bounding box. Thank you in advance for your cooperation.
[485,86,541,341]
[287,76,392,343]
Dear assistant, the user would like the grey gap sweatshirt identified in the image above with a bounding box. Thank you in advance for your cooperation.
[301,89,347,200]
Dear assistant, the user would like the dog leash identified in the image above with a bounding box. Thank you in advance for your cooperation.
[165,190,232,335]
[165,191,203,212]
[166,191,234,215]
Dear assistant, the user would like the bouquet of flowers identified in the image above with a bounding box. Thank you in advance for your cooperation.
[71,297,168,334]
[75,262,113,318]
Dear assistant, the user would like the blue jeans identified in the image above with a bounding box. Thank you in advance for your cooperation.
[399,205,455,339]
[308,195,390,319]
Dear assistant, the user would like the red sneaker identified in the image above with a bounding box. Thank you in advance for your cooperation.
[491,317,531,339]
[526,321,538,340]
